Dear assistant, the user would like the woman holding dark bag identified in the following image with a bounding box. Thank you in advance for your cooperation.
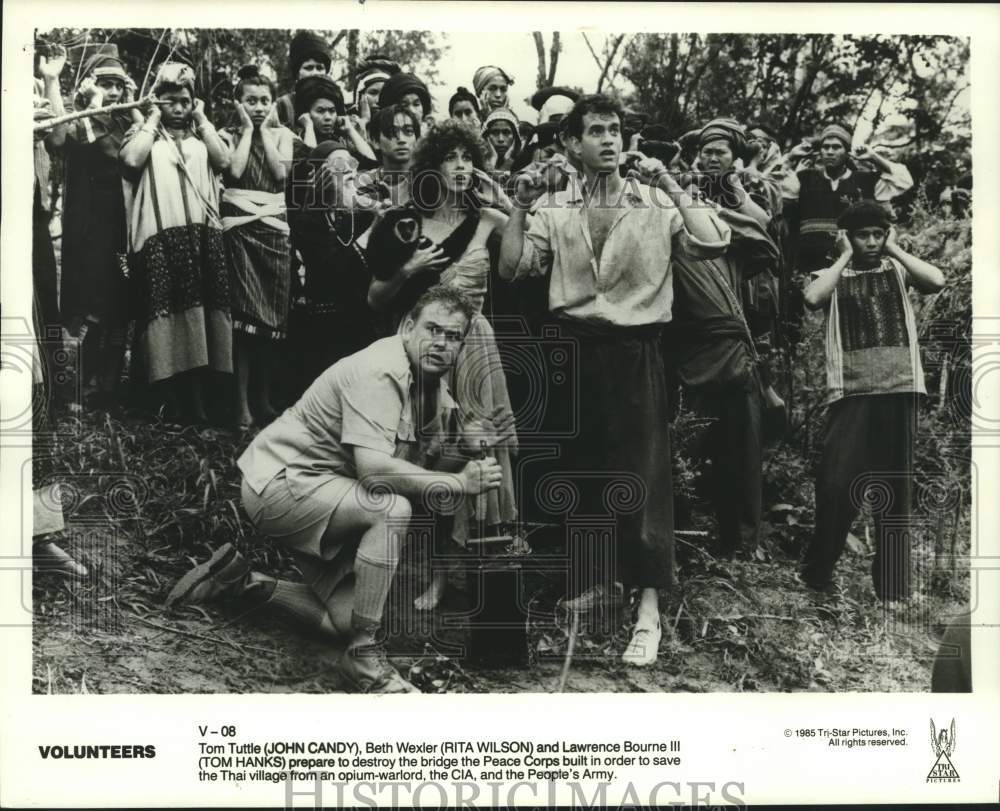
[363,122,518,609]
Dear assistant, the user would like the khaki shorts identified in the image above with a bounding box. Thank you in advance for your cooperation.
[241,471,359,602]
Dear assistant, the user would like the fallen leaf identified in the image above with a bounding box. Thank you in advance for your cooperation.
[845,532,866,555]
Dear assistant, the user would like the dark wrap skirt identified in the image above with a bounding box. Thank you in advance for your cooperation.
[547,317,675,591]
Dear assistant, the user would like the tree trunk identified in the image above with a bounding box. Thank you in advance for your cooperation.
[547,31,561,86]
[347,30,359,84]
[780,36,830,142]
[596,34,625,93]
[533,32,547,88]
[680,36,722,122]
[665,34,680,100]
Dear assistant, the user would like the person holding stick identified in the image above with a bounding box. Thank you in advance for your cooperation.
[119,62,233,424]
[48,46,136,409]
[32,41,69,411]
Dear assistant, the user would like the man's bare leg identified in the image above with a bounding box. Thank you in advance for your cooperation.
[622,586,662,666]
[414,570,449,611]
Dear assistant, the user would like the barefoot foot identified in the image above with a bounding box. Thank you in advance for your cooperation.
[414,572,448,611]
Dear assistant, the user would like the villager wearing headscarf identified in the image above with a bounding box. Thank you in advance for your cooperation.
[50,44,135,404]
[291,74,374,162]
[663,116,783,558]
[481,107,521,173]
[276,30,331,127]
[378,72,431,123]
[118,62,233,422]
[785,122,914,275]
[472,65,513,113]
[695,117,783,348]
[350,54,400,136]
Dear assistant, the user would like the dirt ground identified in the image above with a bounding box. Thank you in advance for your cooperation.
[32,408,962,695]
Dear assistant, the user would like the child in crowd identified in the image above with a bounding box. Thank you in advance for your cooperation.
[802,201,945,601]
[219,66,295,431]
[119,62,233,424]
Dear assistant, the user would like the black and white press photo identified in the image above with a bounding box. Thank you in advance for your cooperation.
[21,23,977,695]
[3,2,999,807]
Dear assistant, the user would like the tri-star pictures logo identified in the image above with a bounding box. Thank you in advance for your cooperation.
[926,718,959,783]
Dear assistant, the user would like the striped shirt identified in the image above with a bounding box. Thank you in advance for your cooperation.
[813,256,926,404]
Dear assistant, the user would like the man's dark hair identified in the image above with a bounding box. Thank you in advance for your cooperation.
[372,104,421,140]
[837,200,891,234]
[408,284,477,326]
[564,94,624,140]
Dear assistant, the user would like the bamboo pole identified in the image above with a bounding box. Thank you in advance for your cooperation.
[140,28,169,98]
[73,30,91,88]
[33,98,149,132]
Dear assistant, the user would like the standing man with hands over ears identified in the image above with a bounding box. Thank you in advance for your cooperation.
[802,201,944,601]
[499,94,731,667]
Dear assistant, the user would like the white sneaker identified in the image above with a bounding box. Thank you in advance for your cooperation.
[621,620,661,667]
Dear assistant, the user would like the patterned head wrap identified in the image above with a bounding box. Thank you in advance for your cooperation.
[819,123,852,149]
[482,107,521,153]
[472,65,513,97]
[698,117,748,154]
[354,70,391,108]
[83,50,127,84]
[152,62,196,96]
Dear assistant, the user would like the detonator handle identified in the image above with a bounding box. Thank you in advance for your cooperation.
[477,440,489,527]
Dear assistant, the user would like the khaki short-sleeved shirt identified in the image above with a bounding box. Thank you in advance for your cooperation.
[238,336,458,498]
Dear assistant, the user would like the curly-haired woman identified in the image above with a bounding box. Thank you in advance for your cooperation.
[365,121,517,609]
